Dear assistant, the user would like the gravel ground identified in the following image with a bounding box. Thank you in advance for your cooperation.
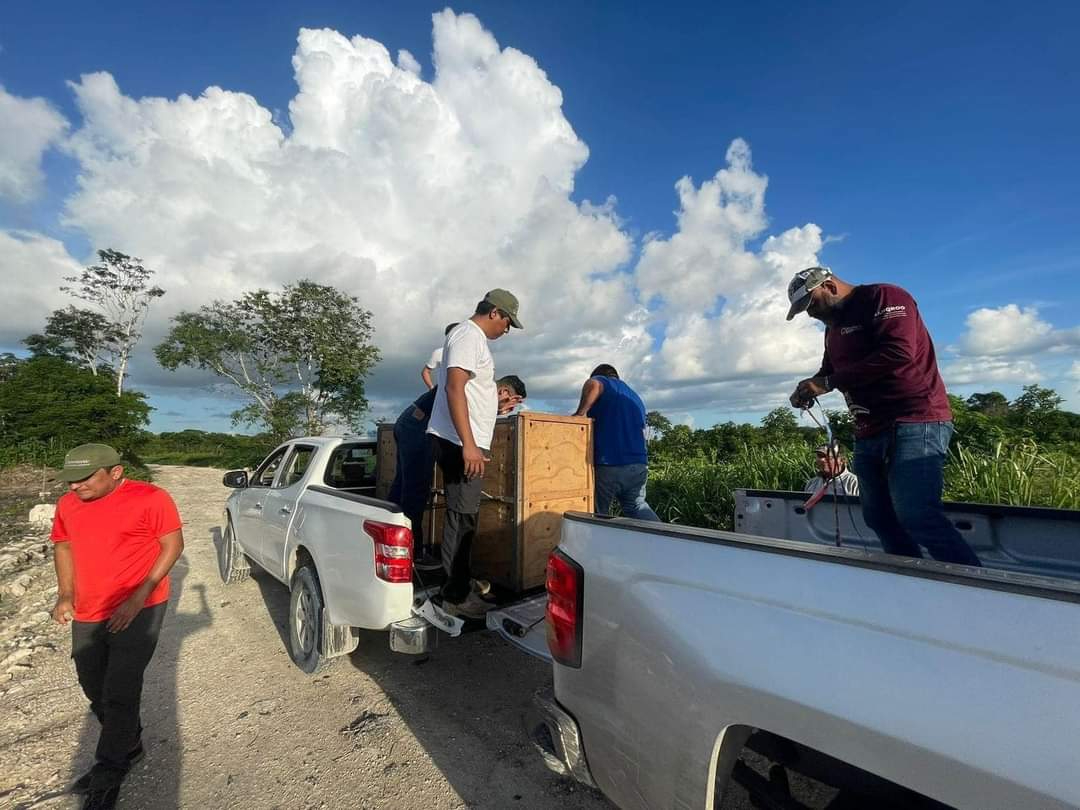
[0,464,839,810]
[0,465,615,810]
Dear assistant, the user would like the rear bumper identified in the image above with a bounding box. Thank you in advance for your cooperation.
[529,687,596,788]
[389,615,439,654]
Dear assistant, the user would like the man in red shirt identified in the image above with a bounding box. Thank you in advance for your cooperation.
[787,267,980,567]
[50,443,184,810]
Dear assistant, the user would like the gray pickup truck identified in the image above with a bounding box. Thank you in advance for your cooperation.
[491,494,1080,809]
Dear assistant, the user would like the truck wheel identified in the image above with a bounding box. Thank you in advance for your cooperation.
[289,564,328,673]
[219,518,251,585]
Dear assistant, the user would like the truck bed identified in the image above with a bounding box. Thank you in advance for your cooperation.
[734,489,1080,581]
[541,511,1080,810]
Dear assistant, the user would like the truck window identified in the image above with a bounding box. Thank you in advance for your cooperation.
[277,445,317,489]
[324,443,377,490]
[251,447,288,488]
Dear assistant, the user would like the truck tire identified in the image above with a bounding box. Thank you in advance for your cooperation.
[288,564,329,674]
[219,517,251,585]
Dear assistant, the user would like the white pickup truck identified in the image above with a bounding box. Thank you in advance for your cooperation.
[492,494,1080,810]
[219,436,447,673]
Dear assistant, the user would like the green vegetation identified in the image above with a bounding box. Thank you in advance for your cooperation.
[0,356,152,480]
[135,430,276,469]
[1,265,383,481]
[648,445,814,530]
[155,280,380,440]
[646,385,1080,530]
[945,441,1080,510]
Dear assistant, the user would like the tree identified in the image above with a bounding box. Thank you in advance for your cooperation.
[0,353,19,384]
[62,249,165,396]
[966,391,1009,420]
[1008,384,1074,446]
[823,409,854,451]
[645,410,673,440]
[23,306,119,375]
[156,280,380,439]
[760,407,801,441]
[0,356,150,453]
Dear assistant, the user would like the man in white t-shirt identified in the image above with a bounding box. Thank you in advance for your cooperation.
[426,289,522,615]
[421,323,459,390]
[804,445,861,497]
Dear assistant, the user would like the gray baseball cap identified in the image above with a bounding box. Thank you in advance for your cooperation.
[56,443,123,482]
[786,266,833,320]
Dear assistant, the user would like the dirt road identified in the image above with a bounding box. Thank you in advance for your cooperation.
[0,465,615,810]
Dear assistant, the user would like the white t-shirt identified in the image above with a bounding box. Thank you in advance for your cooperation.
[426,321,497,450]
[425,347,443,371]
[804,469,861,497]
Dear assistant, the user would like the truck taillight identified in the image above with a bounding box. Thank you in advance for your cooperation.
[364,520,413,584]
[546,549,583,668]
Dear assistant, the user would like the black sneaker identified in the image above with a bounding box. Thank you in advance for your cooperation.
[82,783,121,810]
[71,744,144,794]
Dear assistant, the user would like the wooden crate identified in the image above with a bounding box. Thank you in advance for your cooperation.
[376,412,593,592]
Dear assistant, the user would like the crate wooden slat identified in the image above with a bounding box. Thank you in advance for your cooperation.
[375,412,593,592]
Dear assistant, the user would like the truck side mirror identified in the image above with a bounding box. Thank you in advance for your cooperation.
[222,470,249,488]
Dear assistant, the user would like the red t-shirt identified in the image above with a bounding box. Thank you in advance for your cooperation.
[50,480,183,622]
[817,284,952,438]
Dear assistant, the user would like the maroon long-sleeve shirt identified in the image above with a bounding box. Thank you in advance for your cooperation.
[816,284,952,438]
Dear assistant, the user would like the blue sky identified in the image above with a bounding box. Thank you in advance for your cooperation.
[1,1,1078,432]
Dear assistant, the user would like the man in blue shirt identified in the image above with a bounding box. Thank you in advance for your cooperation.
[573,364,660,522]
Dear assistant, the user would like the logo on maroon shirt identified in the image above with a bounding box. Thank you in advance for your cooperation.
[840,325,863,335]
[874,305,907,320]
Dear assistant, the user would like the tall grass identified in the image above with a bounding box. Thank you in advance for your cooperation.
[648,443,814,530]
[649,439,1080,531]
[945,440,1080,510]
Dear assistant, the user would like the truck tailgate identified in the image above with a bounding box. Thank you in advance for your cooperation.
[487,593,551,661]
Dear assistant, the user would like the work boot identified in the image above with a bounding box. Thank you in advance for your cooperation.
[71,743,144,794]
[445,589,493,620]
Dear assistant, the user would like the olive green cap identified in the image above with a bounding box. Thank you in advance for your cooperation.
[56,443,123,482]
[483,288,523,329]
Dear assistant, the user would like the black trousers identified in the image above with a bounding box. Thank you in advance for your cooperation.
[72,601,167,773]
[432,437,484,603]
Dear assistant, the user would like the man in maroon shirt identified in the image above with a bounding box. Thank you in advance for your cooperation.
[786,267,980,566]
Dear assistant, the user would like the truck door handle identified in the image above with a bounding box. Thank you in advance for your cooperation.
[279,505,292,515]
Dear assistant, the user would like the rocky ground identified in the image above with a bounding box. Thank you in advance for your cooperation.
[0,465,618,810]
[0,464,828,810]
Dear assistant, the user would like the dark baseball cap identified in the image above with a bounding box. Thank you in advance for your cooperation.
[786,266,832,320]
[56,443,123,482]
[496,374,527,398]
[483,289,523,329]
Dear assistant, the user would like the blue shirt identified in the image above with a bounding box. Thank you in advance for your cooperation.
[587,376,648,466]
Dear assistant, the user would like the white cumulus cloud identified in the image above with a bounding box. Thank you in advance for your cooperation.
[941,358,1043,386]
[0,86,69,203]
[0,230,84,340]
[953,304,1080,357]
[942,303,1079,397]
[636,140,826,387]
[3,10,835,427]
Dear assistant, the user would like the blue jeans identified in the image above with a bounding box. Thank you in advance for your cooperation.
[387,404,435,548]
[852,421,981,566]
[595,464,661,522]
